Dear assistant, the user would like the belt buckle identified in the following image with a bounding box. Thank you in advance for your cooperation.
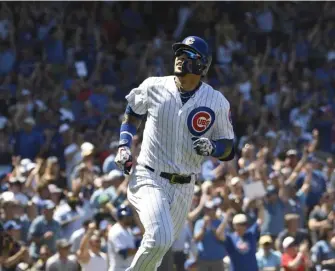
[170,175,178,184]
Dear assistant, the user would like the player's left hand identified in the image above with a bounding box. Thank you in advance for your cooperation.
[192,137,215,156]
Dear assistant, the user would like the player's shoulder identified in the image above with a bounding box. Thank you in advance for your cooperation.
[140,76,173,88]
[200,81,231,107]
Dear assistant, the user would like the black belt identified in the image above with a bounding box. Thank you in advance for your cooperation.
[144,165,192,184]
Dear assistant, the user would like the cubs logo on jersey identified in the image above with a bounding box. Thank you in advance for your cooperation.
[236,239,250,254]
[187,106,215,137]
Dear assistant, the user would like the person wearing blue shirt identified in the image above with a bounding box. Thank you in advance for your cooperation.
[310,227,335,271]
[13,117,45,160]
[193,200,226,271]
[201,157,221,182]
[261,185,286,238]
[216,201,264,271]
[295,158,327,210]
[256,235,281,271]
[28,200,61,260]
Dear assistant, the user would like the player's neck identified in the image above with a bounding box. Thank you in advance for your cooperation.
[175,75,201,92]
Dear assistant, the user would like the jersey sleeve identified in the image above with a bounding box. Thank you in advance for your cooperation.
[125,77,151,115]
[211,97,234,141]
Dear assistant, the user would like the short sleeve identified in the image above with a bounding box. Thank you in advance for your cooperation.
[125,77,152,115]
[211,97,234,140]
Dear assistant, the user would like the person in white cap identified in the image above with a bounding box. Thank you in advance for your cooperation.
[215,201,264,271]
[281,237,310,271]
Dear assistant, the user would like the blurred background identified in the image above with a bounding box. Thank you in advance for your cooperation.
[0,1,334,271]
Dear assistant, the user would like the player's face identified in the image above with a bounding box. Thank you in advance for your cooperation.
[174,53,186,73]
[174,49,200,74]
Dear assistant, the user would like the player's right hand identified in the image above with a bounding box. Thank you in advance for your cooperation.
[115,146,133,175]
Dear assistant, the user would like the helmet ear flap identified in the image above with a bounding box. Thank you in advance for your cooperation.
[201,55,212,76]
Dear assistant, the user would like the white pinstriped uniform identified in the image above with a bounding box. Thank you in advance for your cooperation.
[125,75,234,271]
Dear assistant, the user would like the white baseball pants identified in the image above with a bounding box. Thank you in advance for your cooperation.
[126,165,195,271]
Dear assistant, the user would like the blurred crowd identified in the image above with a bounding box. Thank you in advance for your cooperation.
[0,1,335,271]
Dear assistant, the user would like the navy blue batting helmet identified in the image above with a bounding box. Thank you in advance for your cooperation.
[172,36,212,76]
[116,204,132,220]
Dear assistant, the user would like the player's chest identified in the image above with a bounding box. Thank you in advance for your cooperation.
[148,90,218,137]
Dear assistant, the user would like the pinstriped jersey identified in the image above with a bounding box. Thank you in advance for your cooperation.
[126,75,234,175]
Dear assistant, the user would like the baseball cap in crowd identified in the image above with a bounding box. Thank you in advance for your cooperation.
[56,239,71,249]
[204,200,215,209]
[42,200,56,210]
[19,161,36,175]
[282,236,296,249]
[59,108,75,122]
[232,213,248,225]
[59,123,70,134]
[81,142,94,157]
[286,149,298,157]
[8,176,26,184]
[48,184,63,194]
[23,117,36,126]
[230,177,241,186]
[259,235,272,246]
[3,220,21,231]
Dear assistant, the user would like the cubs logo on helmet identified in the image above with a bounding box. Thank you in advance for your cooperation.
[185,37,195,45]
[187,107,215,137]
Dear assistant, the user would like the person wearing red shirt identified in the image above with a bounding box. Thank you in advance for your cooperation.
[281,236,310,271]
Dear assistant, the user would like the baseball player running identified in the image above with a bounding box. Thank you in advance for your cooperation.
[115,36,235,271]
